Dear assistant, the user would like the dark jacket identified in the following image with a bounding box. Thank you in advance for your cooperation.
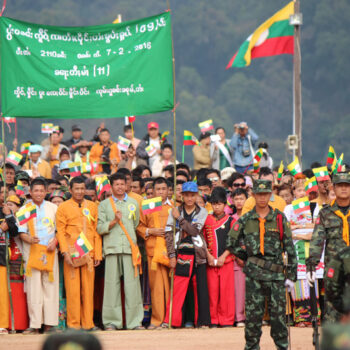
[0,210,19,266]
[165,204,208,266]
[136,133,167,162]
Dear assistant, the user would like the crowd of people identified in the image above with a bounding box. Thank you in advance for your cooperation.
[0,119,349,350]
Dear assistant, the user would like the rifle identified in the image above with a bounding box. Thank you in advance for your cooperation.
[283,252,292,350]
[310,284,320,350]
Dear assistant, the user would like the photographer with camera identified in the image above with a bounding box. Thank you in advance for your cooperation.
[229,122,258,173]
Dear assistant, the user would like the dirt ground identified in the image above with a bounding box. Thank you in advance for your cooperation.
[0,327,316,350]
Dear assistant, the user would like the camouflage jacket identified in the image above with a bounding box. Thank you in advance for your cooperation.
[324,246,350,315]
[307,201,350,273]
[227,207,297,281]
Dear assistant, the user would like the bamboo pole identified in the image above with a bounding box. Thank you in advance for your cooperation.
[167,0,177,329]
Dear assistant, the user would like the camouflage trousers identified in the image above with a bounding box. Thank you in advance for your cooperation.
[245,276,288,350]
[323,297,342,324]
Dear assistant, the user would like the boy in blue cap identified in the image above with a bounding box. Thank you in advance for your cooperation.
[163,181,211,328]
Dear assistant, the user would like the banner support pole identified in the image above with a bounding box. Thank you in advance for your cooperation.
[167,0,177,330]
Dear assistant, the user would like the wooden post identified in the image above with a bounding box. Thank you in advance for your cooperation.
[293,0,302,162]
[167,0,177,329]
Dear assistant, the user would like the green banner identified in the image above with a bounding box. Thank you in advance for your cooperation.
[0,12,174,118]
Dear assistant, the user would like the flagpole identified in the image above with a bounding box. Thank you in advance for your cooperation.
[182,145,184,163]
[1,115,15,333]
[167,0,177,329]
[292,0,302,163]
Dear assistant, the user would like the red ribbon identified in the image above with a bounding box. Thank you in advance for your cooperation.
[172,101,180,112]
[0,0,7,17]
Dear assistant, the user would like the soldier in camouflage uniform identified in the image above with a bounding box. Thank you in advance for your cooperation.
[321,246,350,350]
[306,172,350,323]
[324,245,350,317]
[227,179,297,350]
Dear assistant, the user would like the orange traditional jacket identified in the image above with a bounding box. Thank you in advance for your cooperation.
[56,198,102,260]
[90,141,120,173]
[137,199,173,257]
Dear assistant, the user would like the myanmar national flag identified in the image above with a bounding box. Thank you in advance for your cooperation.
[96,176,111,199]
[292,196,310,214]
[287,157,302,178]
[16,180,25,196]
[183,130,199,146]
[41,123,53,134]
[145,144,157,157]
[81,162,98,174]
[68,162,81,177]
[161,131,170,143]
[333,153,344,174]
[198,119,214,133]
[142,196,162,215]
[312,166,330,181]
[226,1,294,68]
[20,142,31,155]
[253,159,260,174]
[277,161,284,181]
[16,204,37,225]
[305,177,318,194]
[118,136,131,152]
[254,148,264,163]
[326,146,336,167]
[74,232,93,258]
[6,151,23,166]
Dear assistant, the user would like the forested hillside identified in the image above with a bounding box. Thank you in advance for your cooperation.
[1,0,349,167]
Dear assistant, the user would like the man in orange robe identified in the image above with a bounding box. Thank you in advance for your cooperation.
[56,176,102,330]
[137,177,172,328]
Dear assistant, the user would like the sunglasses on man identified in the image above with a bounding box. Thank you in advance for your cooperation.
[233,182,246,188]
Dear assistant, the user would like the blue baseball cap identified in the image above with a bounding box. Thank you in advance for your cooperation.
[181,181,198,193]
[59,160,71,171]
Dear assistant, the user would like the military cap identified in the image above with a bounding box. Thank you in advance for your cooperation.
[15,171,30,182]
[332,172,350,185]
[252,179,272,193]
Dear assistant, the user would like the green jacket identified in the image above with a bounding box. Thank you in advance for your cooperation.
[227,207,297,281]
[97,194,139,256]
[307,201,349,273]
[324,246,350,315]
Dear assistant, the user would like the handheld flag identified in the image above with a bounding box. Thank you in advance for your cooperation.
[52,125,59,133]
[41,123,54,134]
[16,204,37,225]
[183,130,199,146]
[161,131,170,144]
[15,180,25,196]
[128,116,136,123]
[6,151,23,166]
[333,153,344,174]
[145,144,157,157]
[73,232,93,258]
[226,1,294,68]
[96,176,111,200]
[326,146,336,167]
[198,119,214,133]
[68,162,82,177]
[3,117,16,123]
[142,197,162,215]
[254,148,264,163]
[287,157,302,178]
[277,161,284,182]
[20,142,31,155]
[81,162,98,174]
[118,136,131,152]
[312,166,330,182]
[305,177,318,194]
[292,196,310,215]
[253,159,260,174]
